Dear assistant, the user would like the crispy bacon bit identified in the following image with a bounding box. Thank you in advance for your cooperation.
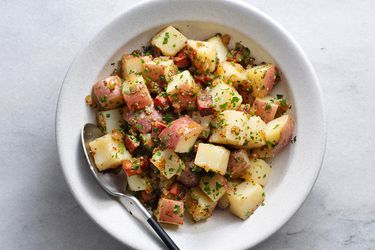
[122,159,142,176]
[141,190,155,204]
[173,50,191,69]
[154,93,172,112]
[124,134,140,154]
[194,74,214,86]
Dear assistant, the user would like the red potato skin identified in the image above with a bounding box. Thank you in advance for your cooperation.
[168,83,198,112]
[124,134,140,154]
[142,64,165,94]
[142,58,177,89]
[251,98,278,123]
[143,63,165,83]
[228,149,250,178]
[273,116,295,154]
[197,88,214,116]
[153,93,172,112]
[173,50,191,69]
[176,163,199,188]
[263,66,277,97]
[251,65,277,98]
[215,174,229,190]
[158,116,202,150]
[157,198,184,225]
[92,76,125,110]
[122,105,162,134]
[122,79,152,111]
[151,121,167,140]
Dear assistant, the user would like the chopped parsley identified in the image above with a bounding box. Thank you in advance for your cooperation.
[162,32,170,45]
[99,95,108,103]
[231,96,240,105]
[173,205,180,214]
[265,103,272,111]
[135,124,143,131]
[162,113,175,123]
[117,143,125,154]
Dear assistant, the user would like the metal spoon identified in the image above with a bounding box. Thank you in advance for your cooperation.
[81,123,179,250]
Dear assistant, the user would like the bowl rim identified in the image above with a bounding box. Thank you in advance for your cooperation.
[56,0,327,249]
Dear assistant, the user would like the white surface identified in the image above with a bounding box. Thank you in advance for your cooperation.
[0,0,374,249]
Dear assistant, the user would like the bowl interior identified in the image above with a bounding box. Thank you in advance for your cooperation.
[56,1,324,249]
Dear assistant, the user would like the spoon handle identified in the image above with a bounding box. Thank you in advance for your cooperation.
[147,217,180,250]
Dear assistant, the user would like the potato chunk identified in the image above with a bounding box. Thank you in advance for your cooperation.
[227,149,251,178]
[208,80,243,112]
[92,76,124,110]
[186,187,216,222]
[142,57,178,92]
[217,180,241,210]
[251,97,279,123]
[155,198,184,225]
[191,112,212,139]
[151,149,185,179]
[265,114,295,154]
[159,116,203,153]
[209,110,248,146]
[216,61,248,87]
[250,146,274,159]
[217,193,230,209]
[88,134,131,171]
[127,174,150,191]
[186,40,218,73]
[199,173,228,202]
[240,158,271,186]
[122,74,152,111]
[243,116,267,149]
[121,54,151,77]
[166,70,200,112]
[122,104,162,134]
[245,64,278,98]
[151,26,188,56]
[227,181,264,220]
[96,108,124,134]
[194,143,230,175]
[207,35,228,63]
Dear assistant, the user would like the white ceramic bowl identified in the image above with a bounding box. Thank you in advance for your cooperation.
[56,0,326,249]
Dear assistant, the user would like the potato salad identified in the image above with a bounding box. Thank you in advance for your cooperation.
[86,26,295,225]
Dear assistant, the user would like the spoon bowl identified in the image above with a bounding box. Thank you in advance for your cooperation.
[81,123,128,196]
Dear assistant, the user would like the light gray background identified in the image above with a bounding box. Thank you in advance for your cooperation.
[1,0,374,249]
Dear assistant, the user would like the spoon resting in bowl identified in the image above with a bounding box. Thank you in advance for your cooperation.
[81,123,179,250]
